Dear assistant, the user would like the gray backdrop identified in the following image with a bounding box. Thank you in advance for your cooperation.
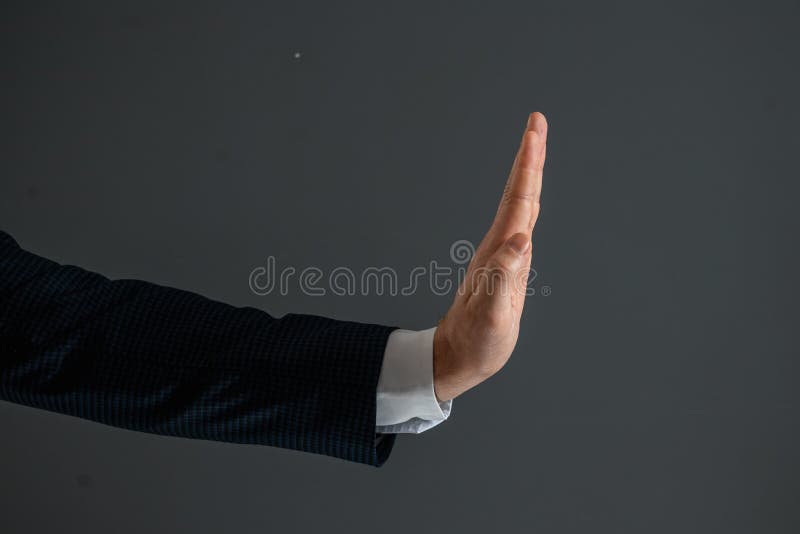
[1,1,798,533]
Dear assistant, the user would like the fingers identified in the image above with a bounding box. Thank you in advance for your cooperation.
[492,112,548,240]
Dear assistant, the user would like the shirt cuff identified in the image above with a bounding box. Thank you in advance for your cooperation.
[375,327,453,434]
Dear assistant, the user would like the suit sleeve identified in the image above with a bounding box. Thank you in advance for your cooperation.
[0,231,397,466]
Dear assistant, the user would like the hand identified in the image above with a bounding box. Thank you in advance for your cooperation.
[433,112,548,401]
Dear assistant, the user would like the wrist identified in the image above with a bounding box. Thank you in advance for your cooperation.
[433,324,455,402]
[433,318,478,402]
[434,317,502,402]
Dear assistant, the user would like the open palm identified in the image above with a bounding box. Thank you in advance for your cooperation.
[434,112,548,401]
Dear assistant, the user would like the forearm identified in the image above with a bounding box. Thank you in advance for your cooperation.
[0,231,396,465]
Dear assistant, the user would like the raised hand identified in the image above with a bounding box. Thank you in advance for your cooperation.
[433,112,548,401]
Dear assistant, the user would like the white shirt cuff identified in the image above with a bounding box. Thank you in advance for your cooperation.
[375,327,453,434]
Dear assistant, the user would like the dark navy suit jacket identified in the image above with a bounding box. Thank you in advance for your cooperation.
[0,231,397,466]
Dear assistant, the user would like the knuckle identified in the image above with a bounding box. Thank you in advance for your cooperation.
[502,186,535,206]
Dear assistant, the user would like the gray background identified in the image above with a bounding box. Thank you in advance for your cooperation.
[1,1,798,533]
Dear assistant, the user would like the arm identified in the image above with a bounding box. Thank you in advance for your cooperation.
[0,230,396,466]
[0,111,548,466]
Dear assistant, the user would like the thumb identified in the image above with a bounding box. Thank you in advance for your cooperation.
[475,232,531,303]
[490,232,531,274]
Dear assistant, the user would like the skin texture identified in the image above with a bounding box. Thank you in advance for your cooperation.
[433,112,548,402]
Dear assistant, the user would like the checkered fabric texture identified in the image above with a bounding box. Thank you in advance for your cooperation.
[0,231,397,466]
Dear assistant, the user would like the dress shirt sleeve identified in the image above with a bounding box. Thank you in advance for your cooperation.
[375,327,453,434]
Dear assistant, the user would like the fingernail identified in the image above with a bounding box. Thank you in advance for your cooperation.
[528,112,547,139]
[507,233,531,255]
